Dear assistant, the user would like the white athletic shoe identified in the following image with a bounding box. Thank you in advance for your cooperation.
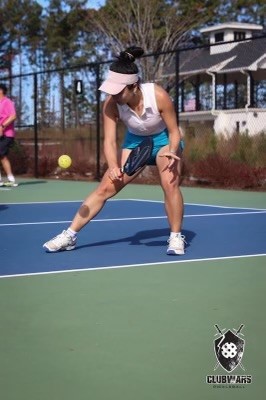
[43,230,77,252]
[0,181,4,187]
[4,181,18,187]
[167,234,186,255]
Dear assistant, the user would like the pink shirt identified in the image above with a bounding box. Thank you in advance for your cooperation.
[0,97,16,137]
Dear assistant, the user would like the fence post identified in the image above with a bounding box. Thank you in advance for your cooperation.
[175,50,180,120]
[33,73,38,178]
[60,71,65,134]
[95,64,101,181]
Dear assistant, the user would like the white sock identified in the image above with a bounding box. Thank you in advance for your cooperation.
[67,228,77,237]
[170,231,181,239]
[8,174,15,182]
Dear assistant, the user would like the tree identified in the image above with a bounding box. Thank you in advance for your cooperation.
[211,0,266,27]
[0,0,43,124]
[22,1,44,69]
[88,0,221,80]
[40,0,95,131]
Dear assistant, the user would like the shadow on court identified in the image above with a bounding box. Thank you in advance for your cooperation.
[17,180,47,186]
[76,228,196,250]
[0,205,8,212]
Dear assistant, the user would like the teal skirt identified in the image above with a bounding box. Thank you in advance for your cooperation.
[122,128,184,165]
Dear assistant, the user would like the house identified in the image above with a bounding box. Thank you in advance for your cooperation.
[177,22,266,136]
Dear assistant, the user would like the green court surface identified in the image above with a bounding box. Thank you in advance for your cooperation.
[0,178,265,400]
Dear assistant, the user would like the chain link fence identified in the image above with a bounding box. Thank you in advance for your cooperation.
[1,35,265,189]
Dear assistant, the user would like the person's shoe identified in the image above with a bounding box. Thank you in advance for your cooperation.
[167,234,186,255]
[4,181,18,187]
[0,181,4,187]
[43,230,77,252]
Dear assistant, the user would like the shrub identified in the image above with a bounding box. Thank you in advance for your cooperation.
[13,128,266,189]
[37,156,58,177]
[192,154,266,189]
[8,140,29,174]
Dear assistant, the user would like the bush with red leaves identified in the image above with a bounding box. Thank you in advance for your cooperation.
[192,154,266,189]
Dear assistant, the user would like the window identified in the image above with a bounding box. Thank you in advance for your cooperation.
[214,32,224,43]
[234,31,246,41]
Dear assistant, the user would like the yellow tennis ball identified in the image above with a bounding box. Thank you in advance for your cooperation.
[58,155,72,169]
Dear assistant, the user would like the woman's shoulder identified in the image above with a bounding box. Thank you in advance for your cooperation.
[154,84,173,112]
[2,96,14,104]
[140,82,171,112]
[2,97,16,111]
[141,82,155,90]
[153,84,170,101]
[141,82,166,96]
[103,95,119,117]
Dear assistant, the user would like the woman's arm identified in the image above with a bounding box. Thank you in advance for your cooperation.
[1,114,16,128]
[103,96,119,169]
[155,84,182,154]
[155,84,182,168]
[0,114,16,136]
[102,96,123,181]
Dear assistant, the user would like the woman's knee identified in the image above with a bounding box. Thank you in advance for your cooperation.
[94,179,120,200]
[160,176,181,194]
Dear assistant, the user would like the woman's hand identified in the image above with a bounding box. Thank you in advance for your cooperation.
[108,167,123,182]
[159,152,180,170]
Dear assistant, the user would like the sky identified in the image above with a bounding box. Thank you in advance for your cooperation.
[36,0,105,9]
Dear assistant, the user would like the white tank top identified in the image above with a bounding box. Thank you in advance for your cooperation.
[117,83,167,136]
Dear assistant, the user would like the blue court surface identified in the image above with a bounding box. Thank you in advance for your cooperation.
[1,199,265,277]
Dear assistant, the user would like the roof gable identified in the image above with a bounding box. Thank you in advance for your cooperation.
[179,38,266,75]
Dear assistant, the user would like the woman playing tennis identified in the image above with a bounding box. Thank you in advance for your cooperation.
[43,47,186,255]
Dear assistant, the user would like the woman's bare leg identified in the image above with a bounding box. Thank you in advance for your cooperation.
[70,170,135,232]
[156,145,183,232]
[156,145,185,254]
[43,149,143,251]
[1,156,13,177]
[70,149,137,232]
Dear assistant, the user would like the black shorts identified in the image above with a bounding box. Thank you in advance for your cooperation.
[0,136,14,157]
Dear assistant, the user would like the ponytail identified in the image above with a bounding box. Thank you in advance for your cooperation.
[110,46,144,74]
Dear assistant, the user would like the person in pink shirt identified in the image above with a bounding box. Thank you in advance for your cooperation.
[0,83,17,186]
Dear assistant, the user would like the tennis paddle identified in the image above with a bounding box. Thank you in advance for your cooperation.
[121,136,153,176]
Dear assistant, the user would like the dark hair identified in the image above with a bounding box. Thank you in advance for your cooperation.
[110,46,144,74]
[0,83,7,95]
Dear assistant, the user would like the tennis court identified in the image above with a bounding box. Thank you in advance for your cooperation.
[0,178,265,400]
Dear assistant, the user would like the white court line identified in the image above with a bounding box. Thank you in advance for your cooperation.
[0,210,266,227]
[0,198,126,206]
[0,253,265,280]
[0,200,82,205]
[1,198,265,211]
[130,199,266,211]
[185,202,266,211]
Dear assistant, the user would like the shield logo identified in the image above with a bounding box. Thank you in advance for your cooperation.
[214,325,245,372]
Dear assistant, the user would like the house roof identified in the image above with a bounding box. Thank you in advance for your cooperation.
[200,22,263,33]
[178,37,266,75]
